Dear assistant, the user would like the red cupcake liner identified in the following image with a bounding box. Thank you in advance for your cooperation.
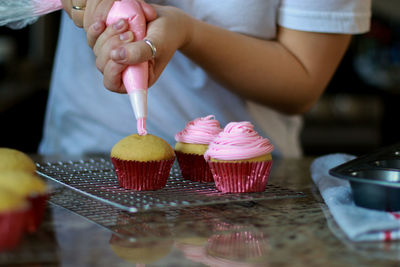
[0,209,27,251]
[25,194,48,233]
[206,230,268,260]
[208,160,273,193]
[111,157,175,191]
[175,151,214,183]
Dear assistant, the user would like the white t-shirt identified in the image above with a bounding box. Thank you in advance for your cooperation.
[39,0,371,157]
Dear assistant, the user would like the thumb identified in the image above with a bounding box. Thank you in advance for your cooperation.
[110,40,154,64]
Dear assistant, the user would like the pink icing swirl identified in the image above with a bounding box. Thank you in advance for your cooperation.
[204,121,274,161]
[175,115,222,144]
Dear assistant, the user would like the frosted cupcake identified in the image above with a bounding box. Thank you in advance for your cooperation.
[111,134,175,190]
[175,115,222,182]
[204,122,274,193]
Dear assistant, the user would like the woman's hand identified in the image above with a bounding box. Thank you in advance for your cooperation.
[61,0,155,32]
[60,0,113,29]
[87,4,193,93]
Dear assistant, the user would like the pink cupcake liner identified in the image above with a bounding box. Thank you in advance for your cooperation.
[0,209,27,251]
[208,161,273,193]
[175,151,214,183]
[111,157,175,191]
[26,194,48,233]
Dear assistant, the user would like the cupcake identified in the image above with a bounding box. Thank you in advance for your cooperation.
[0,171,48,233]
[109,235,173,264]
[0,147,36,174]
[204,122,274,193]
[175,236,208,264]
[205,222,269,265]
[111,134,175,190]
[0,189,28,251]
[175,115,222,182]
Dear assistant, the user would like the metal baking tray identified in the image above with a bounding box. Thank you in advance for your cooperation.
[36,157,304,213]
[329,142,400,211]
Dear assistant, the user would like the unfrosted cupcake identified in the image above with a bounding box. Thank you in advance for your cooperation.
[0,189,28,251]
[175,115,222,182]
[111,134,175,190]
[0,171,48,233]
[0,147,36,174]
[204,122,274,193]
[110,234,173,264]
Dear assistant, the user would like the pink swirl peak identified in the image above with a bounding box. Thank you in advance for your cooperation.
[175,115,222,144]
[204,121,274,161]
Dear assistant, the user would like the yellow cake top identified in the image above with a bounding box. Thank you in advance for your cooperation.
[210,153,272,163]
[174,142,209,155]
[0,147,36,174]
[111,134,174,162]
[0,170,47,197]
[0,188,27,212]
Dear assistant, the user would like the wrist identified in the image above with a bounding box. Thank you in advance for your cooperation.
[177,10,195,52]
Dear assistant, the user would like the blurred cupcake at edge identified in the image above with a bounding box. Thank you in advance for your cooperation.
[0,147,37,174]
[111,134,175,190]
[0,170,48,233]
[175,115,222,182]
[0,189,29,251]
[204,122,274,193]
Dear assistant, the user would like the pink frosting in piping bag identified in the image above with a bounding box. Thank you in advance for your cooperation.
[106,0,148,135]
[175,115,222,144]
[204,121,274,161]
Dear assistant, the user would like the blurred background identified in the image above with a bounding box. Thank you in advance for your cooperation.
[0,1,399,157]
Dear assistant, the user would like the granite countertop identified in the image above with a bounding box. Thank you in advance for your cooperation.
[1,157,400,266]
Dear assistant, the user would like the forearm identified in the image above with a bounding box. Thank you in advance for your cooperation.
[180,18,351,115]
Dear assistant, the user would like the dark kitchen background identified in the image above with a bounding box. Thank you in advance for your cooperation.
[0,1,399,157]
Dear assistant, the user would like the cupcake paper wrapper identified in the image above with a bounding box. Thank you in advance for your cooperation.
[26,194,48,233]
[175,151,214,183]
[206,230,268,260]
[111,157,175,191]
[208,161,273,193]
[0,209,27,251]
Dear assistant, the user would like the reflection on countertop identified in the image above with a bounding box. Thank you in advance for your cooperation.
[1,158,400,266]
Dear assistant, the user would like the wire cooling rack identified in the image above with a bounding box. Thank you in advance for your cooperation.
[49,185,225,240]
[36,157,304,213]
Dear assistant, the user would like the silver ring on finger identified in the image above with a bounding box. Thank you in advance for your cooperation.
[72,5,86,11]
[144,39,157,59]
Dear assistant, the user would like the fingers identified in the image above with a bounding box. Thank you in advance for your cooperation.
[92,19,134,75]
[96,32,134,73]
[60,0,72,18]
[83,0,115,31]
[93,19,129,55]
[137,0,158,22]
[110,39,155,65]
[71,0,87,28]
[86,20,105,48]
[103,60,127,93]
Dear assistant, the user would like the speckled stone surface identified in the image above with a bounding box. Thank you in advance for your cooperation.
[1,157,400,266]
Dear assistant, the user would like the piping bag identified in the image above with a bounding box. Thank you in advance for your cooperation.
[106,0,148,135]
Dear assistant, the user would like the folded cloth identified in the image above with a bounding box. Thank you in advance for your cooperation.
[311,154,400,242]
